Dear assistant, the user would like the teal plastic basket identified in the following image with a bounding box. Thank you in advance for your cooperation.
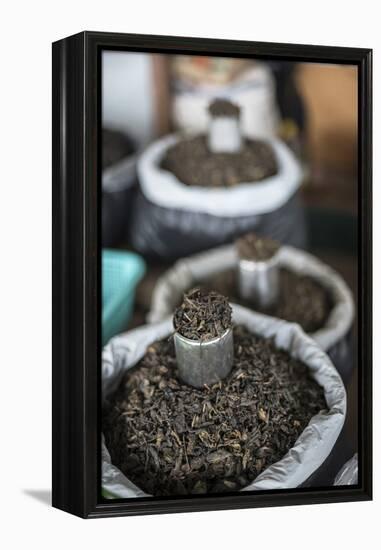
[102,249,146,346]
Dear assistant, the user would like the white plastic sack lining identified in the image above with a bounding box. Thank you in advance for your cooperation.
[148,244,355,353]
[137,135,302,218]
[102,305,346,498]
[334,453,358,485]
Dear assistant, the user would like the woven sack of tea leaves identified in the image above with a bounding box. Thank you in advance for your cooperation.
[101,305,346,498]
[130,135,305,260]
[148,244,355,384]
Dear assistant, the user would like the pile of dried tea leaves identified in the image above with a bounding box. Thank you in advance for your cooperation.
[173,288,232,341]
[236,233,280,261]
[208,98,241,118]
[103,325,326,497]
[201,269,332,334]
[160,135,278,188]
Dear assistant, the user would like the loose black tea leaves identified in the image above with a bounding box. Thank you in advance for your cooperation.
[236,233,280,262]
[160,135,278,188]
[201,268,332,334]
[103,325,327,497]
[173,288,232,341]
[208,98,241,118]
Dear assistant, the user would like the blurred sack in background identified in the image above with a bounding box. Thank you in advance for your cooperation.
[170,56,280,138]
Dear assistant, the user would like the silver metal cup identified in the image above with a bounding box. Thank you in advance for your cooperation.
[238,253,280,309]
[174,328,234,388]
[208,116,242,153]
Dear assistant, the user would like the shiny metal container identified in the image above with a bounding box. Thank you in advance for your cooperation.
[174,327,234,388]
[208,117,242,153]
[238,252,280,309]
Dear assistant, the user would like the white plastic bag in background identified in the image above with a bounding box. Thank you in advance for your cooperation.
[334,454,358,485]
[172,65,280,139]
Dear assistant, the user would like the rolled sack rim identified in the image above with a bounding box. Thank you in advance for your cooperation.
[101,306,346,498]
[148,244,355,353]
[137,134,303,218]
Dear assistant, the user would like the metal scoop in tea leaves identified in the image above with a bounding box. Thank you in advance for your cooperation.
[173,288,234,388]
[236,233,281,309]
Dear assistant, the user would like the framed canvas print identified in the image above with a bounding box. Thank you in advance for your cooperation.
[52,31,372,518]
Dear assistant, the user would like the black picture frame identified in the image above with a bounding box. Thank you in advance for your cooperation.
[52,31,372,519]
